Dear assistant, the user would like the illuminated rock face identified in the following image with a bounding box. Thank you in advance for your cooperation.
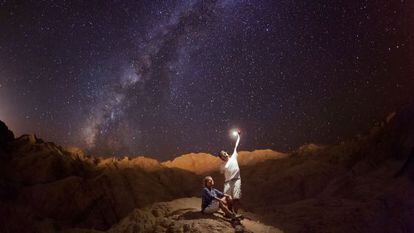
[163,153,222,175]
[162,150,287,175]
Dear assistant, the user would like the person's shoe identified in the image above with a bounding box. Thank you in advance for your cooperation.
[235,213,244,219]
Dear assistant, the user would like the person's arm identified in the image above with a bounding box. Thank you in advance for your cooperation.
[203,188,219,200]
[215,188,225,199]
[213,190,226,203]
[232,132,241,156]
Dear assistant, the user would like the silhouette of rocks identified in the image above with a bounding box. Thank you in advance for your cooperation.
[0,120,14,158]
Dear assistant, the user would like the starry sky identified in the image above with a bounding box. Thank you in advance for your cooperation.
[0,0,413,160]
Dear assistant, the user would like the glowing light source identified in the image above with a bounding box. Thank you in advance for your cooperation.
[230,129,239,137]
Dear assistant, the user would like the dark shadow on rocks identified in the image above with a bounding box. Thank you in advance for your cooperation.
[395,147,414,181]
[178,210,226,222]
[177,210,250,232]
[169,208,198,217]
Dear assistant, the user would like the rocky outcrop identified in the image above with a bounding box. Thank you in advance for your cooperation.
[98,156,163,171]
[0,120,14,144]
[238,149,287,166]
[4,134,96,185]
[0,120,14,158]
[163,153,221,175]
[238,105,414,233]
[0,132,201,233]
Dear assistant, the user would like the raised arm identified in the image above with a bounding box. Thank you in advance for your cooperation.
[233,132,240,155]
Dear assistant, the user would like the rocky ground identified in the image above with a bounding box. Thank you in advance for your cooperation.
[62,197,282,233]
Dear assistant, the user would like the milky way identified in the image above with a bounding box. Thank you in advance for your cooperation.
[0,0,413,159]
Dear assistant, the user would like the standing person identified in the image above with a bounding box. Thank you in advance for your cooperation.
[201,176,235,218]
[218,130,242,214]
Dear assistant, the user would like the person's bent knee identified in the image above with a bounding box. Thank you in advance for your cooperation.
[218,200,225,207]
[203,200,220,214]
[225,196,232,204]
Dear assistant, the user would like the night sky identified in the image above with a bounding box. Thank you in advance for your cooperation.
[0,0,413,160]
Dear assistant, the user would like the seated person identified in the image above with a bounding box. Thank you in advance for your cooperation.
[201,176,235,218]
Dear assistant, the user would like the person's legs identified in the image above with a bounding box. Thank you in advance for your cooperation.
[232,179,242,213]
[203,200,220,214]
[224,181,234,211]
[233,199,240,213]
[223,182,231,196]
[218,197,235,217]
[225,195,233,212]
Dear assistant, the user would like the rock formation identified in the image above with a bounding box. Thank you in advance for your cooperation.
[238,106,414,232]
[0,126,200,233]
[1,103,414,233]
[162,150,287,175]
